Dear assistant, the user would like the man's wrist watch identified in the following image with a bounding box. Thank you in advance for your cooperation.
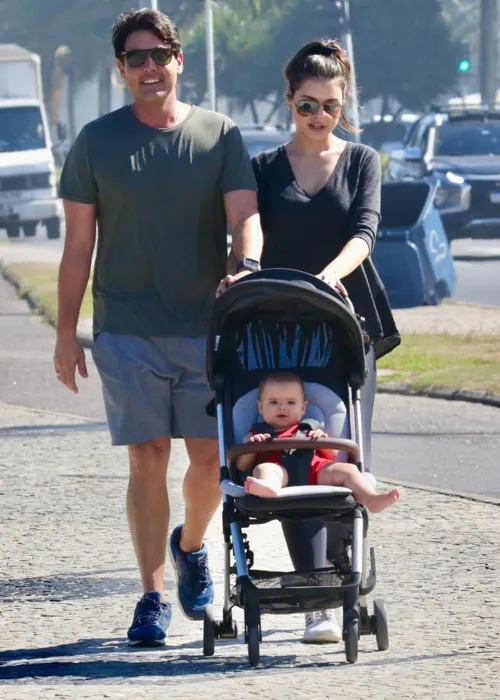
[236,257,261,273]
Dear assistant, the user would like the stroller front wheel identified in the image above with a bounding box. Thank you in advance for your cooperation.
[246,622,260,667]
[203,604,217,656]
[344,619,359,664]
[244,598,261,667]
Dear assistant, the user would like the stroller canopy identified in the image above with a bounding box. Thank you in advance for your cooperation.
[207,269,367,390]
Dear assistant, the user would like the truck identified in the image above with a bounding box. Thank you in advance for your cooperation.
[0,44,63,239]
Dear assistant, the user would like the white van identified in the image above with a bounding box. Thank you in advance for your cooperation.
[0,44,63,239]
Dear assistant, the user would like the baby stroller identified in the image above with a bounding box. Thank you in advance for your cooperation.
[204,269,389,666]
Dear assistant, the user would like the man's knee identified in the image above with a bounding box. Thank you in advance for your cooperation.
[185,437,219,471]
[128,436,171,478]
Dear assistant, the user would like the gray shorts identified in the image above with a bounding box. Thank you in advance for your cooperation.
[91,333,217,446]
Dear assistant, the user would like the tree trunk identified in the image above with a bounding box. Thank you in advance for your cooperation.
[263,93,282,124]
[98,61,112,117]
[249,100,259,124]
[67,67,77,143]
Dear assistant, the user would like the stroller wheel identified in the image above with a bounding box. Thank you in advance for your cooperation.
[203,604,217,656]
[373,598,389,651]
[246,623,260,667]
[344,619,359,664]
[244,600,261,667]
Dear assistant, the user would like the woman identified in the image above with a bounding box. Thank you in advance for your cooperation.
[225,39,400,643]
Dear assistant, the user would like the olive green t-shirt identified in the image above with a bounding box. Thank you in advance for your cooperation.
[59,105,256,337]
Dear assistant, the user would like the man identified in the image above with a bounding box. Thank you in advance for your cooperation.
[54,8,262,646]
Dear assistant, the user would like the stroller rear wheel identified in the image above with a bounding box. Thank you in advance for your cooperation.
[372,598,389,651]
[203,604,217,656]
[344,619,359,664]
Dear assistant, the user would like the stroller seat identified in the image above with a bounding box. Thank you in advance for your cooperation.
[222,382,358,517]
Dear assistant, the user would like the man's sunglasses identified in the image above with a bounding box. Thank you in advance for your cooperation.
[119,48,174,68]
[295,99,343,117]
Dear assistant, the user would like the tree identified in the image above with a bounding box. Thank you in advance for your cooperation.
[351,0,465,112]
[0,0,200,108]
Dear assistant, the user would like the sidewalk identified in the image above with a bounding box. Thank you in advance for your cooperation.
[0,401,499,699]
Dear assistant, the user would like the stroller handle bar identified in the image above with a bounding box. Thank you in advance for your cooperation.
[227,437,360,461]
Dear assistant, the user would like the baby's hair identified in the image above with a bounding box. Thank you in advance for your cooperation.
[258,372,305,400]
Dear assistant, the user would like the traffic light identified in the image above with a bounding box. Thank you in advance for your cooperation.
[458,58,471,72]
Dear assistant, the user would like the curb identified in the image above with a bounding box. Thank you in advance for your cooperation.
[378,475,500,506]
[377,383,500,409]
[2,260,499,409]
[1,261,93,350]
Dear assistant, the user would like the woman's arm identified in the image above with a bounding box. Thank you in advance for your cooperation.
[319,148,381,285]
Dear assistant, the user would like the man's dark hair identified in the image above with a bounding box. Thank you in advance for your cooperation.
[112,9,181,58]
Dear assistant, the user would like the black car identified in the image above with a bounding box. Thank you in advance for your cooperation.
[385,105,500,241]
[238,124,290,159]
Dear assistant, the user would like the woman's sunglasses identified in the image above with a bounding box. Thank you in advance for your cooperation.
[295,99,343,117]
[119,48,174,68]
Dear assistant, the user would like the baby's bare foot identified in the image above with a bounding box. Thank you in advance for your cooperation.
[366,488,400,514]
[245,476,281,498]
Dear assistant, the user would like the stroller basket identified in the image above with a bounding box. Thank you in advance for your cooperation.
[231,566,353,614]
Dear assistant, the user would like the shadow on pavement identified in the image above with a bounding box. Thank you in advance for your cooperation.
[0,567,151,602]
[0,644,491,681]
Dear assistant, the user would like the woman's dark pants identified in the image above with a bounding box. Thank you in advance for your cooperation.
[281,345,376,569]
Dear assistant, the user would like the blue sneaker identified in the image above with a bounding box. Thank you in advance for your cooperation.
[127,591,172,646]
[169,524,214,620]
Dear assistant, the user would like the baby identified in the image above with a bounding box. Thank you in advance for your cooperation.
[236,372,399,514]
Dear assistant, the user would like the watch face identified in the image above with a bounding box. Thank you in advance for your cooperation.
[243,258,260,271]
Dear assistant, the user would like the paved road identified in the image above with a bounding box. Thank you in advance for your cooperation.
[1,275,500,698]
[2,230,500,307]
[451,239,500,306]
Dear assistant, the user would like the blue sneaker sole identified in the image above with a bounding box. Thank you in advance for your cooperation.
[168,533,214,621]
[128,637,166,647]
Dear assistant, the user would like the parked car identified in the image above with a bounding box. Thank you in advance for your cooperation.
[238,124,290,158]
[385,105,500,241]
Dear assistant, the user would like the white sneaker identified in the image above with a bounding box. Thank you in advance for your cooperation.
[303,609,342,644]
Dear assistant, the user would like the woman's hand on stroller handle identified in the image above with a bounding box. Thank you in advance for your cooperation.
[316,270,348,297]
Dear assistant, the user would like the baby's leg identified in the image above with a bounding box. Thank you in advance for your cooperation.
[317,462,399,513]
[245,462,288,498]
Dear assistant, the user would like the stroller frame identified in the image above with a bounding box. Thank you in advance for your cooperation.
[203,270,389,666]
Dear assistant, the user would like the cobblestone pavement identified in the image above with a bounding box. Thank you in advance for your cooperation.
[0,403,499,699]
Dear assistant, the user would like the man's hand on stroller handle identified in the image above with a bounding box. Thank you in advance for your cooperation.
[216,270,253,297]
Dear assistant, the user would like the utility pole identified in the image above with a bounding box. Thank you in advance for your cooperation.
[149,0,158,10]
[205,0,216,110]
[332,0,360,140]
[479,0,498,106]
[342,0,360,138]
